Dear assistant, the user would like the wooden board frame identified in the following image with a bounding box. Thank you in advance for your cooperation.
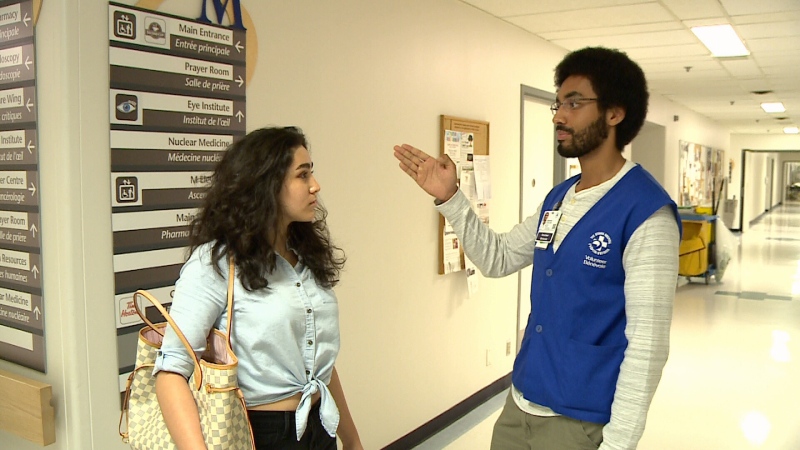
[439,115,490,274]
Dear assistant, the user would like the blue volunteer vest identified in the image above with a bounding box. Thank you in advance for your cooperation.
[512,165,680,424]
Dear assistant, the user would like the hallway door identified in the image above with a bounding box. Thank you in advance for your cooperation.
[765,157,774,211]
[518,87,556,349]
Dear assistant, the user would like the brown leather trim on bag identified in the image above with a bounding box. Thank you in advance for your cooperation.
[225,257,236,349]
[131,256,240,392]
[118,364,155,441]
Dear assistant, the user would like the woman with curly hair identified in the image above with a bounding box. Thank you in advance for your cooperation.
[154,127,363,450]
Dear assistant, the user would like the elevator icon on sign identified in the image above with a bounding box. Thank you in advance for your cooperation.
[114,11,136,40]
[116,177,138,203]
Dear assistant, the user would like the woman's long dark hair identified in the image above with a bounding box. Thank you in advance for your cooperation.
[189,126,345,290]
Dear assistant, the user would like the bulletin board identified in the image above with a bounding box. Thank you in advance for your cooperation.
[678,140,725,207]
[438,115,490,275]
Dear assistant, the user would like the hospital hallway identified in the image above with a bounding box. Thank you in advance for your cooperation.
[414,201,800,450]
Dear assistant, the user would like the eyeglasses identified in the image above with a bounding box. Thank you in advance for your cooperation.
[550,98,598,114]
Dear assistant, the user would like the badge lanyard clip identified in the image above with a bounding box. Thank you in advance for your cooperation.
[535,201,562,250]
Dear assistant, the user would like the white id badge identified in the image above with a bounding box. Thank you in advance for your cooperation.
[535,210,562,249]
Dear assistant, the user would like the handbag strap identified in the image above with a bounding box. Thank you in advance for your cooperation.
[131,255,238,391]
[225,257,235,349]
[133,289,205,391]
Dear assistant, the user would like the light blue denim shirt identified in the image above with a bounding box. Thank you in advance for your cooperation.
[153,242,340,439]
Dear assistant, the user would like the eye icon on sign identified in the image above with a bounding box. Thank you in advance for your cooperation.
[115,94,139,121]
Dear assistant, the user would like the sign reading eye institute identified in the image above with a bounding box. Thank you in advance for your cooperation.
[109,2,245,391]
[0,0,45,373]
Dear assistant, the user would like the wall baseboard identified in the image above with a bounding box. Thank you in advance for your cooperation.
[382,373,512,450]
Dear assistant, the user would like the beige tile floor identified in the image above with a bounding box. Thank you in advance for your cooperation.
[419,201,800,449]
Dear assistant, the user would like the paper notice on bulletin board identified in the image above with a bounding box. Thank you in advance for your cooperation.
[445,130,474,178]
[465,256,479,296]
[442,219,462,274]
[472,155,491,200]
[460,168,477,201]
[444,130,461,163]
[460,132,474,170]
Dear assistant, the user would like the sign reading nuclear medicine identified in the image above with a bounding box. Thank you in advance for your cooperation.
[0,0,44,373]
[109,2,245,390]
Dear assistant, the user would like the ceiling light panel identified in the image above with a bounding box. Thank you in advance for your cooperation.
[691,24,750,57]
[761,102,786,113]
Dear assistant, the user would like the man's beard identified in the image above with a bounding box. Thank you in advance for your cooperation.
[556,116,610,158]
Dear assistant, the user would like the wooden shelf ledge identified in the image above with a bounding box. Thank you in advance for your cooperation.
[0,368,55,446]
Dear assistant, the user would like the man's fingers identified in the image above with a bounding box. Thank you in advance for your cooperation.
[398,162,417,179]
[395,144,431,167]
[393,148,416,167]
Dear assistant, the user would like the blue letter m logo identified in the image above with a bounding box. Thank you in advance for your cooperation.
[197,0,245,30]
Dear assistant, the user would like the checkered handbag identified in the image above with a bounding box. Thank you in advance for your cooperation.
[119,259,255,450]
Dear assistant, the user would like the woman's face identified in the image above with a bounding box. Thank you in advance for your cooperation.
[278,146,320,227]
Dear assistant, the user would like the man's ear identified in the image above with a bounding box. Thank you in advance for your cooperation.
[606,106,626,127]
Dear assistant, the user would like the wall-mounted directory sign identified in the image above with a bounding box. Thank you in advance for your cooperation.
[0,0,45,373]
[108,2,246,391]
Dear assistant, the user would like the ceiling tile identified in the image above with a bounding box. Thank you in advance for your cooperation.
[681,18,732,28]
[719,58,764,78]
[621,43,710,59]
[660,0,726,20]
[746,36,800,52]
[754,53,800,67]
[458,0,650,17]
[736,21,800,39]
[640,59,722,74]
[720,0,800,16]
[505,3,674,33]
[552,30,697,50]
[538,22,682,40]
[731,11,800,24]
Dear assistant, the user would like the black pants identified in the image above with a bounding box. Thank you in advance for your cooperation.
[248,401,336,450]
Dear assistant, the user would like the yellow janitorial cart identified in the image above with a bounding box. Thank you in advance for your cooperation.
[678,210,716,284]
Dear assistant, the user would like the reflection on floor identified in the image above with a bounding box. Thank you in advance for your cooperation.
[414,202,800,449]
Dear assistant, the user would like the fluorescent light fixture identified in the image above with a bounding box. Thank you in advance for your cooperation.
[691,24,749,57]
[761,102,786,113]
[784,127,799,134]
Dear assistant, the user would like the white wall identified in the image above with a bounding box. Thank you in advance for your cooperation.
[646,95,731,202]
[0,1,735,449]
[631,122,667,186]
[743,152,766,230]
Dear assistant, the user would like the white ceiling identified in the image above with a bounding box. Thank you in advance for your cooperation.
[459,0,800,135]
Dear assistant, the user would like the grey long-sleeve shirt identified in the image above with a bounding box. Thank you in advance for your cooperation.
[436,161,680,450]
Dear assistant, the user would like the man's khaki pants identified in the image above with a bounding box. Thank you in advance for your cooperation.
[490,391,604,450]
